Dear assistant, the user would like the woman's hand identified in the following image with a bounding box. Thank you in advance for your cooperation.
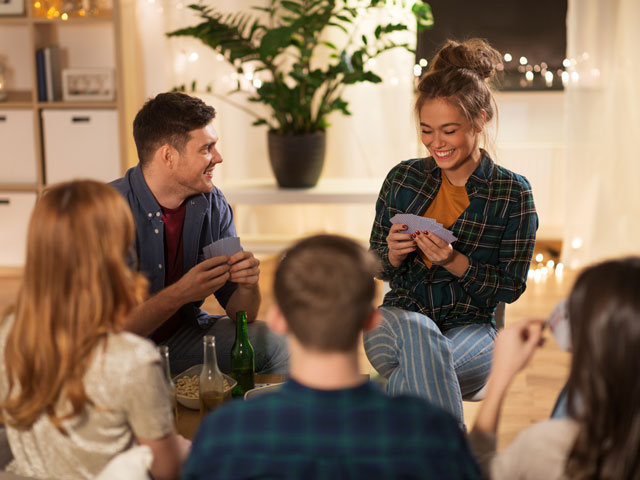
[413,230,470,276]
[490,319,545,387]
[386,224,416,267]
[472,319,545,435]
[413,230,455,265]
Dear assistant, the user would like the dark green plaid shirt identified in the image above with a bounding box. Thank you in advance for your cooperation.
[182,379,481,480]
[371,153,538,329]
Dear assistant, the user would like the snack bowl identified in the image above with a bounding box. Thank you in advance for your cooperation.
[173,364,236,410]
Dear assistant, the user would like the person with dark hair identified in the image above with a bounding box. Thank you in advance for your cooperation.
[111,92,288,375]
[469,257,640,479]
[365,38,538,424]
[182,234,481,480]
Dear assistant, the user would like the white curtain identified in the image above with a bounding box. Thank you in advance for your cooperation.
[562,0,640,268]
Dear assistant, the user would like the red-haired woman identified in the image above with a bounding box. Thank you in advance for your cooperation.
[0,180,189,479]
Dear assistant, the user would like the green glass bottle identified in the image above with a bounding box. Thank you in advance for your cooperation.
[231,311,255,397]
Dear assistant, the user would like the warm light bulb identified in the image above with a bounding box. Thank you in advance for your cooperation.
[61,12,68,20]
[504,53,512,62]
[547,260,555,269]
[419,58,428,67]
[535,253,543,262]
[571,237,583,249]
[519,56,528,65]
[34,1,41,8]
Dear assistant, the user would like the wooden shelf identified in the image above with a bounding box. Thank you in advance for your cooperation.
[0,16,28,24]
[0,184,39,192]
[31,14,113,23]
[0,90,33,107]
[37,100,118,108]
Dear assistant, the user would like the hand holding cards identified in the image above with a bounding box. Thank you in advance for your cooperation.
[203,237,260,288]
[546,299,571,351]
[203,237,242,259]
[390,213,457,244]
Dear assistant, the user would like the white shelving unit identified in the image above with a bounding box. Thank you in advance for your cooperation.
[0,0,126,266]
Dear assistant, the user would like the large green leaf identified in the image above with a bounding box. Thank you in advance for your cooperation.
[259,26,294,59]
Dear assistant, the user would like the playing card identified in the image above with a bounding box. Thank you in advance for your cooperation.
[390,213,457,243]
[546,299,571,351]
[203,237,243,259]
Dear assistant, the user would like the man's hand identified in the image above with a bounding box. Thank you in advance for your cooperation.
[228,250,260,288]
[176,255,231,303]
[386,224,417,267]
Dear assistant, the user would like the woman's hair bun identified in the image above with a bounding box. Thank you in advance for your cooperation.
[429,38,502,80]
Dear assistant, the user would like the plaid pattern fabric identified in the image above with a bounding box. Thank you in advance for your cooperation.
[371,153,538,330]
[182,380,481,480]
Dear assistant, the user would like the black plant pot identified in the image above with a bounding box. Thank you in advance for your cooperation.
[267,130,326,189]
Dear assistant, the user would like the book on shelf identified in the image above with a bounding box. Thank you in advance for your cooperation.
[36,46,63,102]
[44,46,62,101]
[35,49,47,102]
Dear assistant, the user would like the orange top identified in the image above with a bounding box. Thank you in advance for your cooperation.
[420,173,470,267]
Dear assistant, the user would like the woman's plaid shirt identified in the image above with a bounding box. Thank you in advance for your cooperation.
[371,153,538,330]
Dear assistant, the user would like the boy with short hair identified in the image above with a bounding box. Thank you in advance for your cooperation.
[183,234,480,479]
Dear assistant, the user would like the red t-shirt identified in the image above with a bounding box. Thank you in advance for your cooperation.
[151,202,187,343]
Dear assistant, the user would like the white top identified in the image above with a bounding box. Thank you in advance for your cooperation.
[468,418,579,480]
[0,316,173,480]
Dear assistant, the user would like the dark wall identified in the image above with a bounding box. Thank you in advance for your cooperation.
[417,0,567,69]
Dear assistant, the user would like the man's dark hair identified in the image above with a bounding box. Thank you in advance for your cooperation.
[274,234,379,352]
[133,92,216,167]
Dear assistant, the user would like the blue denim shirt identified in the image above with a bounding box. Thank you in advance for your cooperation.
[111,165,238,328]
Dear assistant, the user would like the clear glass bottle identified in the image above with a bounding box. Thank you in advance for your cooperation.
[231,311,255,397]
[158,345,178,425]
[199,335,226,416]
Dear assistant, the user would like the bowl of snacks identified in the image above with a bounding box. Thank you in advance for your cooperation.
[174,364,236,410]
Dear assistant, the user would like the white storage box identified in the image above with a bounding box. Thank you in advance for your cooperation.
[0,110,38,184]
[0,192,37,267]
[42,109,121,185]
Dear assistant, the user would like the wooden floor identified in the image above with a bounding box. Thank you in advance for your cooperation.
[0,258,574,450]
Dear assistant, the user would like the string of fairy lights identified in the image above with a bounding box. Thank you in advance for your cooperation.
[412,51,594,90]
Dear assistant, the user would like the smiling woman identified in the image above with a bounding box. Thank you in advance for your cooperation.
[365,38,539,425]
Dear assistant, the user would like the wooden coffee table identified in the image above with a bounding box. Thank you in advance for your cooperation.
[176,374,287,439]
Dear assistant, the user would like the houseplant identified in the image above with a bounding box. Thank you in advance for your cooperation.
[168,0,433,188]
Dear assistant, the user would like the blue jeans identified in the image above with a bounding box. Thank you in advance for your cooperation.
[364,306,496,424]
[163,316,289,375]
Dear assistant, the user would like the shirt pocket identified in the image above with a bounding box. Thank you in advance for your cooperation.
[453,212,508,261]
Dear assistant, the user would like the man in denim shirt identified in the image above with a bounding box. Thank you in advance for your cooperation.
[111,92,288,374]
